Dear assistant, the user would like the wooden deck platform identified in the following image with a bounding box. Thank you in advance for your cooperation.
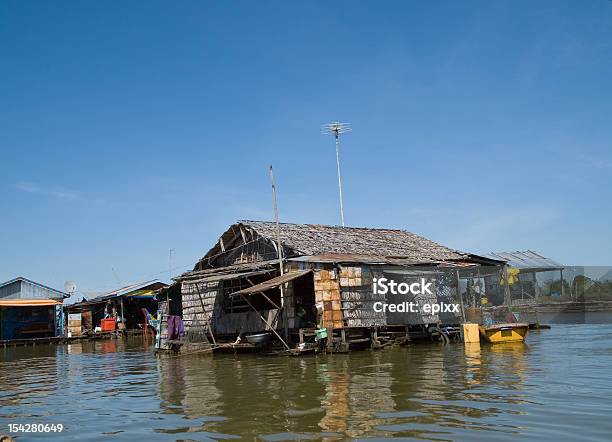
[0,336,64,347]
[1,328,151,347]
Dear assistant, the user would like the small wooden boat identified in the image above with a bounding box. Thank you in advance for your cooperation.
[479,323,529,343]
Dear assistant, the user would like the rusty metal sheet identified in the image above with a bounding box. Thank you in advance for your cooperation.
[234,270,313,296]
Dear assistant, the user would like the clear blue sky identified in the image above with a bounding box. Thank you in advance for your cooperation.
[1,1,611,297]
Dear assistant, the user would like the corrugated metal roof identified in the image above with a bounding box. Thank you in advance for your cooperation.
[87,280,166,302]
[94,280,159,299]
[0,277,68,298]
[483,251,563,271]
[234,270,312,296]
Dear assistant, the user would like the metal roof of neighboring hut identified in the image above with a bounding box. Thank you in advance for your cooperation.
[81,280,167,304]
[483,251,563,271]
[98,280,166,299]
[0,276,69,299]
[195,220,476,269]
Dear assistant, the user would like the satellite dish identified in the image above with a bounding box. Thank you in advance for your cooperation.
[64,281,77,295]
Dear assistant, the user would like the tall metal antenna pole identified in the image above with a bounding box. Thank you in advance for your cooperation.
[168,248,174,304]
[168,248,174,283]
[268,165,288,341]
[321,122,351,227]
[111,267,122,287]
[334,132,345,227]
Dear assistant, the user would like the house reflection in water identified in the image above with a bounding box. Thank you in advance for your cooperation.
[155,342,532,439]
[317,354,396,439]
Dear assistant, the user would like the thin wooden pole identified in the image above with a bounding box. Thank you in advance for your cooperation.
[239,293,290,351]
[560,269,565,299]
[269,165,289,341]
[456,270,466,323]
[195,282,217,345]
[120,297,124,330]
[503,266,511,306]
[246,277,281,310]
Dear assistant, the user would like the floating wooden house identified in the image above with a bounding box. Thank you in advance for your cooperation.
[170,221,503,350]
[0,277,69,341]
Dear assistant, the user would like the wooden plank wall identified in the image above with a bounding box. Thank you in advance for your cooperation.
[181,280,218,334]
[155,300,170,350]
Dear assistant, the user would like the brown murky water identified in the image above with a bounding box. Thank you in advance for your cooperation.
[1,325,612,441]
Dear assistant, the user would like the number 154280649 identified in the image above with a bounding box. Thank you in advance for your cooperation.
[8,423,64,433]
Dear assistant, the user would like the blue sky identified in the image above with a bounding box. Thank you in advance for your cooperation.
[1,1,611,297]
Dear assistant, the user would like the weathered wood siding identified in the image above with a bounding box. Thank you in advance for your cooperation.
[181,278,289,336]
[181,280,218,334]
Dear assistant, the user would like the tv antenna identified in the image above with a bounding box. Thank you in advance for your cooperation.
[64,281,77,296]
[268,165,289,345]
[321,121,351,227]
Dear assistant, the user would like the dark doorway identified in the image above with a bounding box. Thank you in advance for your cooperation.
[292,274,316,328]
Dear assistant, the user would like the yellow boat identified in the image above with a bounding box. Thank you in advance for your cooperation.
[479,323,529,343]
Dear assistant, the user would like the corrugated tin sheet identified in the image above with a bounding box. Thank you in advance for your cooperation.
[94,280,160,300]
[483,251,563,271]
[0,299,62,307]
[234,270,312,295]
[80,281,167,303]
[67,281,167,308]
[0,277,67,300]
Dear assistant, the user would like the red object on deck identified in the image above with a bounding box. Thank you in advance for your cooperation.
[101,318,116,332]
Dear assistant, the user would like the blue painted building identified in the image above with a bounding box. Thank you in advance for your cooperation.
[0,277,69,340]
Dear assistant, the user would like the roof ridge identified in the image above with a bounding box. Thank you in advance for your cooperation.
[0,276,68,296]
[238,219,407,232]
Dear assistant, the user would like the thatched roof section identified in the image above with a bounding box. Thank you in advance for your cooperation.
[193,220,472,271]
[239,220,465,261]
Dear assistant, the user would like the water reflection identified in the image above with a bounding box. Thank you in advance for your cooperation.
[318,356,396,439]
[1,326,611,441]
[152,342,534,440]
